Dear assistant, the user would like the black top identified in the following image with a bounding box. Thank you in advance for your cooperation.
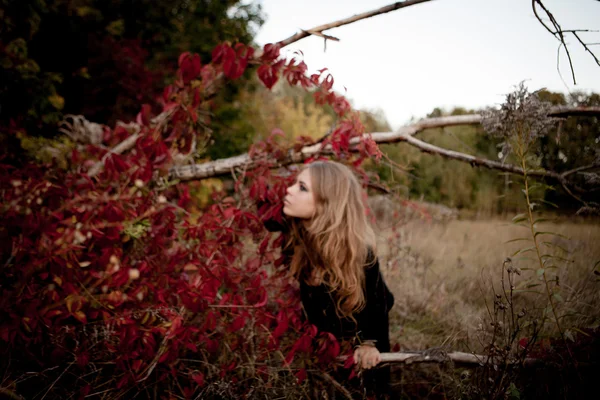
[260,203,395,353]
[300,254,394,352]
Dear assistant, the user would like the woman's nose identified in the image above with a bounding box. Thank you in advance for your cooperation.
[286,186,293,195]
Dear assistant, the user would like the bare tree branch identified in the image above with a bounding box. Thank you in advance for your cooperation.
[532,0,600,84]
[168,106,600,182]
[573,31,600,68]
[275,0,435,49]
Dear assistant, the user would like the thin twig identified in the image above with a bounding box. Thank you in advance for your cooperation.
[39,363,71,400]
[275,0,434,49]
[532,0,577,84]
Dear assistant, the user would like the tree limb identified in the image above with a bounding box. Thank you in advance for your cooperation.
[275,0,435,49]
[532,0,600,84]
[168,107,600,184]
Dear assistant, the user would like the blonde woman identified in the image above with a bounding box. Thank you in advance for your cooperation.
[262,160,395,399]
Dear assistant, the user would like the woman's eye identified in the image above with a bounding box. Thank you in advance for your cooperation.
[299,185,307,192]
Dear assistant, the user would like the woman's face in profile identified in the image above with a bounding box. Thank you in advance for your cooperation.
[283,169,316,219]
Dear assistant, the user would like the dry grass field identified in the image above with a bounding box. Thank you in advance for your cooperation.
[373,212,600,354]
[366,199,600,398]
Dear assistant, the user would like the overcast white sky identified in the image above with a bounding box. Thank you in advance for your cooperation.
[254,0,600,129]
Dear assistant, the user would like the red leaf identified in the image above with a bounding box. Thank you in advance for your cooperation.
[73,310,87,324]
[273,311,288,339]
[519,337,529,349]
[234,43,254,59]
[322,74,334,91]
[343,352,355,369]
[185,342,198,352]
[179,52,202,84]
[257,64,279,89]
[223,55,247,80]
[136,104,152,126]
[260,43,281,62]
[211,43,231,64]
[162,85,174,103]
[192,372,205,386]
[295,368,307,384]
[77,351,90,367]
[132,359,144,373]
[284,349,295,366]
[228,315,246,332]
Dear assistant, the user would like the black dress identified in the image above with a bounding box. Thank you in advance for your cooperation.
[261,204,395,398]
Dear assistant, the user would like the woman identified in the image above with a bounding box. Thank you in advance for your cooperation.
[261,161,395,399]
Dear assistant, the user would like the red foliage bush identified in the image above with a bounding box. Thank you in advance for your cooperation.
[0,41,381,398]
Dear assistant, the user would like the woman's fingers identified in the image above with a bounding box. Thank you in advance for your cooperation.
[363,350,378,369]
[354,346,381,369]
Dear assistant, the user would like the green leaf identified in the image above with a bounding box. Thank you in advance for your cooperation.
[505,238,532,244]
[535,231,568,239]
[553,292,564,303]
[507,382,520,400]
[572,327,591,337]
[512,213,528,224]
[541,242,570,254]
[525,283,542,289]
[5,38,28,59]
[512,246,536,256]
[539,199,559,208]
[541,254,573,263]
[48,94,64,110]
[533,217,555,225]
[564,329,575,342]
[106,19,125,36]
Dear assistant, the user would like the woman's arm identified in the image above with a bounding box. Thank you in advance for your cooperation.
[353,256,394,369]
[357,256,394,352]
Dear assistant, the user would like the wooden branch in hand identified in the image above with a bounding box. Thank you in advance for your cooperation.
[337,350,542,367]
[377,351,542,367]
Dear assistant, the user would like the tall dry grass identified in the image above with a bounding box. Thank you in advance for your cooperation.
[373,210,600,354]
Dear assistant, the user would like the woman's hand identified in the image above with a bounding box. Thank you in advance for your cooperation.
[353,344,381,370]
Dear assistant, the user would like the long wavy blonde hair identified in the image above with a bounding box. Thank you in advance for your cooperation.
[288,161,376,318]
